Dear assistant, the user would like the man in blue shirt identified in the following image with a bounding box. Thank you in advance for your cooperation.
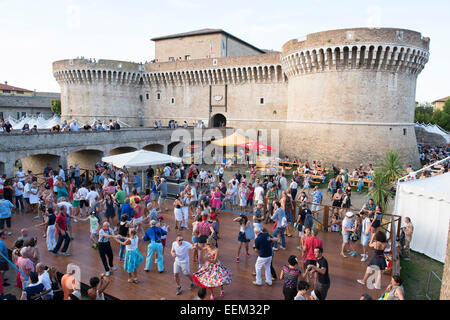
[270,201,286,250]
[0,195,14,236]
[132,173,141,194]
[119,199,134,221]
[311,186,323,214]
[143,220,167,273]
[253,227,275,286]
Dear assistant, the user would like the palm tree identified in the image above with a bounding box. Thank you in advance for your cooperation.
[376,150,405,183]
[369,172,394,212]
[370,150,405,212]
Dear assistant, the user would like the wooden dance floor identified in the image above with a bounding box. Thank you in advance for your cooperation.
[5,205,389,300]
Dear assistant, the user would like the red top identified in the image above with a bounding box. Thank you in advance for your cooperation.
[55,213,68,234]
[304,236,323,261]
[47,177,54,188]
[197,221,211,236]
[248,187,254,200]
[134,205,142,219]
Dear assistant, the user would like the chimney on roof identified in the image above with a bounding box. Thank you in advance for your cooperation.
[4,81,7,85]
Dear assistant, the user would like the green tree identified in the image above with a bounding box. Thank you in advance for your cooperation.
[377,150,405,183]
[414,102,434,124]
[369,172,394,213]
[51,99,61,116]
[371,150,406,212]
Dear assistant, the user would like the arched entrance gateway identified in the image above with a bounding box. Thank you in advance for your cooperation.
[211,113,226,128]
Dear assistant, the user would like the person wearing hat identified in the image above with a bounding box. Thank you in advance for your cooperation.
[143,219,167,273]
[340,211,357,257]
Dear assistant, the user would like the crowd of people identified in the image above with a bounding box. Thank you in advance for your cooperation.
[0,155,415,301]
[0,118,211,135]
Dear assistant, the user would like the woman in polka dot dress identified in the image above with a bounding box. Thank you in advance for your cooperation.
[192,237,232,300]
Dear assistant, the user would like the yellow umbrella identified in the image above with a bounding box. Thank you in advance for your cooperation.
[210,132,250,147]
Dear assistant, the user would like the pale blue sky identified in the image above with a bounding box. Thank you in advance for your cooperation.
[1,0,448,102]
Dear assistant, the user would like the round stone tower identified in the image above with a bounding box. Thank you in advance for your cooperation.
[53,59,145,126]
[280,28,430,168]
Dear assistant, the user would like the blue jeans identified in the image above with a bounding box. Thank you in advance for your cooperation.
[119,244,126,260]
[15,196,24,211]
[145,242,164,272]
[272,227,286,249]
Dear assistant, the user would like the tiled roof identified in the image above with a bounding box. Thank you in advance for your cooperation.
[0,83,32,92]
[433,96,450,103]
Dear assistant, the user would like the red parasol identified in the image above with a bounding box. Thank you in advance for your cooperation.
[238,141,275,152]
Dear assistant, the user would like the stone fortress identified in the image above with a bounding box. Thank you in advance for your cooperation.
[53,27,430,168]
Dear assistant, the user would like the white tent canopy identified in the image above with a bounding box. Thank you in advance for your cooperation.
[102,149,181,168]
[395,172,450,262]
[415,123,450,144]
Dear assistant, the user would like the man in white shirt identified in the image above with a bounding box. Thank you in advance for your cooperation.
[23,179,31,213]
[171,235,195,295]
[16,167,26,183]
[254,183,265,205]
[58,166,65,182]
[36,263,53,300]
[163,165,172,178]
[13,178,24,212]
[78,185,89,216]
[86,186,99,208]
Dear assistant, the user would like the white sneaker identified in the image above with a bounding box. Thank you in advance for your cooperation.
[111,266,117,271]
[296,246,302,250]
[34,215,40,219]
[272,247,278,251]
[361,255,368,262]
[252,281,262,286]
[105,271,111,276]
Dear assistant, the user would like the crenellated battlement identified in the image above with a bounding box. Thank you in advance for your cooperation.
[53,53,286,87]
[281,43,429,77]
[281,28,429,77]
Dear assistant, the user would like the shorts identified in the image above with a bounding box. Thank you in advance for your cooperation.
[342,230,351,243]
[173,261,190,275]
[80,200,88,208]
[372,220,380,229]
[133,216,143,224]
[0,217,11,229]
[174,208,183,222]
[0,261,9,271]
[72,200,80,207]
[66,217,72,228]
[150,193,159,201]
[198,235,208,244]
[192,235,199,244]
[330,224,340,232]
[311,203,321,212]
[238,231,249,243]
[361,233,370,247]
[286,211,293,223]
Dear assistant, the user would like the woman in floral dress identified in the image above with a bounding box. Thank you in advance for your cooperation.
[192,237,232,300]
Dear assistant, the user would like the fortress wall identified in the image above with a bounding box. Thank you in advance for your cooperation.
[60,82,142,126]
[141,80,288,128]
[143,85,210,125]
[286,71,417,123]
[280,123,420,168]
